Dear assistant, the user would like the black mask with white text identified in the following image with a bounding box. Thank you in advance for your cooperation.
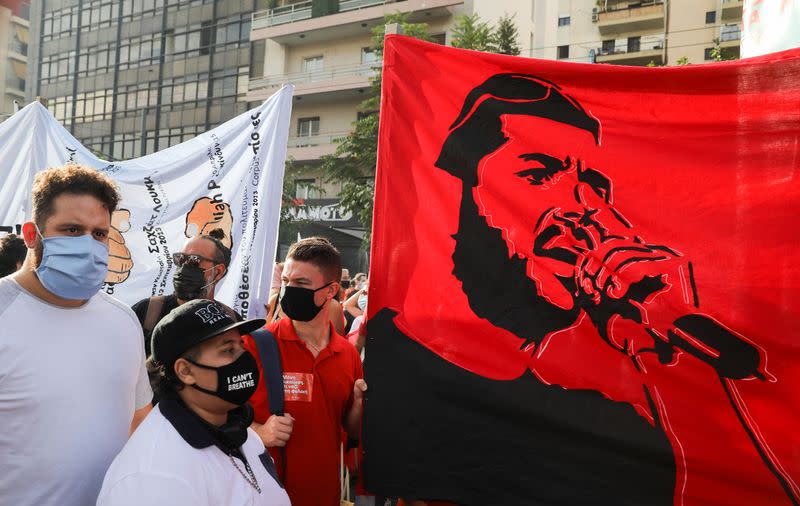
[187,350,260,406]
[280,283,333,322]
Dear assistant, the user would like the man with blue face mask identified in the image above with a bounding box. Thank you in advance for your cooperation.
[0,165,152,506]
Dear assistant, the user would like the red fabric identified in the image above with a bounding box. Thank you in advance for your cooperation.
[370,36,800,505]
[243,318,363,506]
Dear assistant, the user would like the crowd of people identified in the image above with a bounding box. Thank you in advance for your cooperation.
[0,164,426,506]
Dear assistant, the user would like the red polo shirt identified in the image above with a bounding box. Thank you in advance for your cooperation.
[243,318,363,506]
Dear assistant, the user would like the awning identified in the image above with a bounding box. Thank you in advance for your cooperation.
[14,25,28,45]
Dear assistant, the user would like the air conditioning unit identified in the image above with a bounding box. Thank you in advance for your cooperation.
[592,7,599,22]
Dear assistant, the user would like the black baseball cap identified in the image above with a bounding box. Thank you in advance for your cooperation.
[151,299,265,367]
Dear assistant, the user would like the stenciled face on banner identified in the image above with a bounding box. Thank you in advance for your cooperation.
[366,37,800,506]
[435,74,768,383]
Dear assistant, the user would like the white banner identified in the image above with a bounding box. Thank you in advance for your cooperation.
[742,0,800,57]
[0,86,293,319]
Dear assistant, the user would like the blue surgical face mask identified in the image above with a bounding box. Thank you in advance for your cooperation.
[35,227,109,300]
[357,293,368,311]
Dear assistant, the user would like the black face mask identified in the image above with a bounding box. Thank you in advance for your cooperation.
[173,264,216,301]
[187,350,260,406]
[280,283,333,322]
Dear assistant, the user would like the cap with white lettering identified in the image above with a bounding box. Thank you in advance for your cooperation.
[151,299,265,367]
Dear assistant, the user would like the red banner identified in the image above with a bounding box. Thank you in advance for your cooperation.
[364,36,800,505]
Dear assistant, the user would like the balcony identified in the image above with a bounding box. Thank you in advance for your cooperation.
[595,38,664,66]
[287,131,350,160]
[719,24,741,45]
[251,0,463,45]
[721,0,744,22]
[594,1,665,36]
[248,61,377,101]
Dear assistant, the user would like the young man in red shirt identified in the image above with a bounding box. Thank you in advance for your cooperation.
[244,237,366,506]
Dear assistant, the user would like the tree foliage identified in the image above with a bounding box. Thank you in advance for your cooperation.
[311,12,521,250]
[494,14,521,56]
[451,13,521,55]
[317,13,430,248]
[451,13,495,52]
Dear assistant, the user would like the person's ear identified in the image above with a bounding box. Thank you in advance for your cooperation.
[21,222,38,248]
[174,358,197,385]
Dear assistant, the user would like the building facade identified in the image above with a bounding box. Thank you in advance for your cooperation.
[0,1,29,123]
[27,0,266,160]
[247,0,742,270]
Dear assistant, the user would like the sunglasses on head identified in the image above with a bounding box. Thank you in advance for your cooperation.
[172,252,218,266]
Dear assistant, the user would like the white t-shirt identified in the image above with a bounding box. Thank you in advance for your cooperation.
[97,402,291,506]
[0,277,152,506]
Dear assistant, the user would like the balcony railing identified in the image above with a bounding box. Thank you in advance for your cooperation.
[594,0,664,22]
[252,0,401,29]
[289,131,350,148]
[253,1,312,28]
[249,61,379,91]
[720,26,741,42]
[597,38,664,57]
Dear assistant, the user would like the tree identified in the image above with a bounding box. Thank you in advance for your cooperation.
[494,14,521,56]
[676,56,690,66]
[451,13,495,52]
[709,38,738,62]
[318,13,430,247]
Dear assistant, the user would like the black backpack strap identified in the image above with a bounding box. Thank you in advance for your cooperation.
[250,328,287,481]
[143,296,166,340]
[250,329,284,416]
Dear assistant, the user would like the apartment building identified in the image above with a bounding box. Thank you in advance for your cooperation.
[0,1,29,123]
[247,0,742,268]
[247,0,465,269]
[27,0,264,160]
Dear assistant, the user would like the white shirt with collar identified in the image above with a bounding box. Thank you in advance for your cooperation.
[97,397,290,506]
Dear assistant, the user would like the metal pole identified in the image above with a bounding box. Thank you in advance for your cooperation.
[140,106,148,157]
[385,22,403,35]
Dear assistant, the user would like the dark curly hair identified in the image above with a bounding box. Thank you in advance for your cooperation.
[31,164,120,229]
[0,234,27,277]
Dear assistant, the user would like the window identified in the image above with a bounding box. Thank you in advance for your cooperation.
[295,179,317,200]
[601,39,615,54]
[706,11,716,24]
[557,45,569,60]
[429,33,446,45]
[302,56,324,73]
[558,16,570,27]
[361,47,377,65]
[704,48,715,61]
[627,36,641,53]
[297,117,320,137]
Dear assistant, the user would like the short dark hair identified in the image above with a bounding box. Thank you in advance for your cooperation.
[435,73,600,186]
[0,234,27,277]
[151,346,202,398]
[201,228,232,275]
[31,165,120,229]
[286,236,342,283]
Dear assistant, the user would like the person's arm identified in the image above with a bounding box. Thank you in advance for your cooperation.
[343,289,364,318]
[251,414,295,448]
[329,299,345,335]
[129,404,152,436]
[344,379,367,439]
